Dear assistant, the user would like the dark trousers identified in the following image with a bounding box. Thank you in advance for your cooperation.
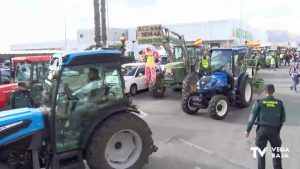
[255,126,282,169]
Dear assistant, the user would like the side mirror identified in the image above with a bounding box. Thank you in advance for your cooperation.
[138,73,143,77]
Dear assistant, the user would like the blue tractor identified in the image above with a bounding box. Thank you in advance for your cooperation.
[0,50,157,169]
[181,48,254,120]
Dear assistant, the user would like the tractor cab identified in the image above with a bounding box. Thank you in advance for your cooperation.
[0,50,156,169]
[197,48,247,92]
[0,56,51,110]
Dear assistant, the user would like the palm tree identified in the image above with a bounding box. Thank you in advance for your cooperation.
[93,0,102,48]
[101,0,107,47]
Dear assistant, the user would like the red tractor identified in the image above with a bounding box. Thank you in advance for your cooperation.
[0,55,51,110]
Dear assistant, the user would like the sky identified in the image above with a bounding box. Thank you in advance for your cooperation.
[0,0,300,50]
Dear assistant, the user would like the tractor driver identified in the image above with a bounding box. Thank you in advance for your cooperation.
[72,68,102,98]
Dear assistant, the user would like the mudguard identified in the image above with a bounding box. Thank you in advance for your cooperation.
[0,108,45,146]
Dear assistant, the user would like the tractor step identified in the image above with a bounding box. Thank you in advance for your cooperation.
[51,150,85,169]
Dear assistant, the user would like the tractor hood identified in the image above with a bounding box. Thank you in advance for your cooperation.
[164,61,184,69]
[0,108,45,145]
[197,71,228,92]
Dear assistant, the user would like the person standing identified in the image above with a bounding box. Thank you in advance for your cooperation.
[279,52,284,66]
[10,82,34,109]
[289,62,299,91]
[270,57,276,71]
[284,51,290,66]
[245,84,286,169]
[141,47,160,86]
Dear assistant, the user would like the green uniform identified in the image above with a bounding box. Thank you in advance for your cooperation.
[10,91,34,109]
[247,96,286,132]
[246,96,286,169]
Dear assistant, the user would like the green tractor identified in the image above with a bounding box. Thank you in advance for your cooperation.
[137,24,203,97]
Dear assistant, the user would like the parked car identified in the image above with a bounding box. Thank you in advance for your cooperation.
[0,69,11,85]
[122,62,147,95]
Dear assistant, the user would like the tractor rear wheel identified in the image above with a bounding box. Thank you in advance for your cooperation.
[181,92,199,114]
[236,77,253,108]
[86,113,154,169]
[182,74,198,94]
[208,95,229,120]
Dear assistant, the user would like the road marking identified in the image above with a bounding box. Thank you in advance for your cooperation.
[179,139,213,154]
[179,139,250,169]
[138,109,148,118]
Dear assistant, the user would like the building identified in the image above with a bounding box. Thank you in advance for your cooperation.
[128,19,268,49]
[267,30,300,47]
[10,40,78,51]
[9,19,268,60]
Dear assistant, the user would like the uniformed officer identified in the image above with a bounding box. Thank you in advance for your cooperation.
[245,84,286,169]
[10,82,34,109]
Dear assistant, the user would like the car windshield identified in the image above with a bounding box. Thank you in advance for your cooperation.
[122,65,138,76]
[210,50,232,73]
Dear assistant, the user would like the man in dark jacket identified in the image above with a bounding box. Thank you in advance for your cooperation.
[10,82,34,109]
[245,84,286,169]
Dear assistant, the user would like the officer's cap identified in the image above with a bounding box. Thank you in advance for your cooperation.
[264,84,275,92]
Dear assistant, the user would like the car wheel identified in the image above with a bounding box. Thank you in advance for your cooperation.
[130,84,138,96]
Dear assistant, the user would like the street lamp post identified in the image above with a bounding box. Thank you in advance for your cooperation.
[132,40,136,58]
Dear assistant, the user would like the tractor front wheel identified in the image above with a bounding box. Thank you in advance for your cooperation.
[86,113,155,169]
[208,95,229,120]
[181,92,199,114]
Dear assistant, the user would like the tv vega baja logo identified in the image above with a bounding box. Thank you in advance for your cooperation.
[250,147,289,158]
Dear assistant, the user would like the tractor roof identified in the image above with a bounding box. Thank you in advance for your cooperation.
[12,55,51,63]
[53,50,121,66]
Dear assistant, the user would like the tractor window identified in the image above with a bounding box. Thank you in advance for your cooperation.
[210,50,232,74]
[15,62,31,82]
[32,62,49,83]
[174,47,183,60]
[54,64,124,152]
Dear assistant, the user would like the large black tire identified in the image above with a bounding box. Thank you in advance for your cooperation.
[86,113,155,169]
[130,84,138,96]
[208,95,229,120]
[181,92,199,114]
[182,74,198,94]
[236,77,253,108]
[150,85,165,98]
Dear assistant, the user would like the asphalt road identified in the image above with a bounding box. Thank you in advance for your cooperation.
[130,66,300,169]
